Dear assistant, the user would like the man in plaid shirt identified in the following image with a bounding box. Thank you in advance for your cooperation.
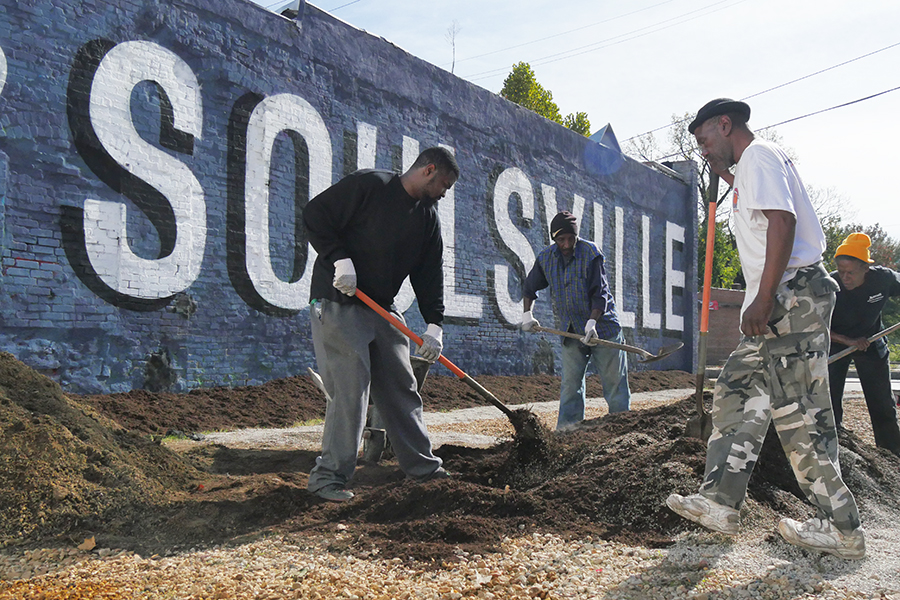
[521,211,631,429]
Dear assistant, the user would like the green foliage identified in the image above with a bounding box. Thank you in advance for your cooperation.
[563,112,591,136]
[698,219,742,289]
[625,116,900,339]
[500,62,590,136]
[500,62,559,121]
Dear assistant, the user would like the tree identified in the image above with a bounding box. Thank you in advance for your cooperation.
[500,62,590,136]
[698,220,742,289]
[563,112,591,136]
[625,115,858,289]
[445,20,461,75]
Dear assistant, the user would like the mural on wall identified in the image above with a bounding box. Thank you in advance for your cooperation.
[0,0,697,393]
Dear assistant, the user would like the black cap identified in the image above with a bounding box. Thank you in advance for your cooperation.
[688,98,751,134]
[550,211,578,239]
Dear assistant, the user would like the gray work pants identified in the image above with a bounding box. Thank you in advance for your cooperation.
[306,298,442,492]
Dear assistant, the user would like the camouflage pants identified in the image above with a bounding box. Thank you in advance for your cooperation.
[699,263,861,532]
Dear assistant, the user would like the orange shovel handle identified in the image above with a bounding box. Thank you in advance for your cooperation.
[354,290,466,379]
[354,290,516,419]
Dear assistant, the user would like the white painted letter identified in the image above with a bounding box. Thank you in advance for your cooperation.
[0,46,6,96]
[614,206,635,328]
[85,41,205,299]
[642,215,661,329]
[245,93,332,310]
[490,167,535,325]
[356,121,377,169]
[438,144,482,319]
[666,221,686,331]
[592,202,604,249]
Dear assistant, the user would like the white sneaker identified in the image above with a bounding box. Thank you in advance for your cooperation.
[666,493,740,534]
[777,518,866,560]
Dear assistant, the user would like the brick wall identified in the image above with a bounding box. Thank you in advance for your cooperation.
[705,288,745,365]
[0,0,698,393]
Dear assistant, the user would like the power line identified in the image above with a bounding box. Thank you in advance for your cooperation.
[623,40,900,143]
[328,0,364,10]
[758,85,900,130]
[529,0,747,70]
[450,0,679,67]
[263,0,363,13]
[648,84,900,162]
[464,0,743,81]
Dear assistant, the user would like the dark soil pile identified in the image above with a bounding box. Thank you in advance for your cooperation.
[0,353,199,544]
[69,370,698,435]
[3,352,898,565]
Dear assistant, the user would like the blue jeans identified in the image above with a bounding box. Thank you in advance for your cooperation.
[558,331,631,429]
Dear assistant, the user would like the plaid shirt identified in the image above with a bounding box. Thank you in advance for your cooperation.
[524,238,621,339]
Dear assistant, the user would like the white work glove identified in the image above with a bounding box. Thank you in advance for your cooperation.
[332,258,357,296]
[582,319,599,346]
[520,311,540,332]
[417,323,443,363]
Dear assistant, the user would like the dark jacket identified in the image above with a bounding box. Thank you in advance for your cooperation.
[303,169,444,325]
[830,265,900,358]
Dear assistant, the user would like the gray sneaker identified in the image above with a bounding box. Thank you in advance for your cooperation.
[777,517,866,560]
[666,493,740,534]
[314,484,354,502]
[410,467,450,482]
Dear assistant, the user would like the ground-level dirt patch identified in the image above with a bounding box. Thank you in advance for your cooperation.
[68,370,697,435]
[3,351,898,567]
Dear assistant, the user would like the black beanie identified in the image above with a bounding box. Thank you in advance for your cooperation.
[550,211,577,239]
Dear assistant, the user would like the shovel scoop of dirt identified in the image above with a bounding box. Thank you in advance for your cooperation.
[508,408,548,444]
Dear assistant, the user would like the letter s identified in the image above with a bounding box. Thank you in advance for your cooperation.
[64,40,205,307]
[489,167,536,325]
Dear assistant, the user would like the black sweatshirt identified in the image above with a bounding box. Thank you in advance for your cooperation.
[303,169,444,325]
[830,265,900,357]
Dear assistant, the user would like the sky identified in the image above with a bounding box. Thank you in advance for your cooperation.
[253,0,900,242]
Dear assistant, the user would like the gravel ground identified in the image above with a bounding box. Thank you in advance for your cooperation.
[1,390,898,600]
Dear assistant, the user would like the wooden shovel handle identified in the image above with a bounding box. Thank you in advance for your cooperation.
[828,321,900,364]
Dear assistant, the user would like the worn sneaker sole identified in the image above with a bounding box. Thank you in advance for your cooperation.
[777,520,866,560]
[666,494,739,535]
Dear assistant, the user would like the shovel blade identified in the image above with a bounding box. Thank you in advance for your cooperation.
[685,412,713,442]
[409,355,431,392]
[637,342,685,364]
[362,428,386,463]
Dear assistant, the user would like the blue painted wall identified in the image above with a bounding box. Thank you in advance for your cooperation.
[0,0,698,393]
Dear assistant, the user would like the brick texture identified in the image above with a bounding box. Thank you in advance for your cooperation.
[0,0,697,393]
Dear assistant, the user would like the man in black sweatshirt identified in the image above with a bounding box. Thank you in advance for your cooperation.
[829,232,900,456]
[303,147,459,502]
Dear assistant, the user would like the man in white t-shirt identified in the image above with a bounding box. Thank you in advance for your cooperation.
[666,98,865,560]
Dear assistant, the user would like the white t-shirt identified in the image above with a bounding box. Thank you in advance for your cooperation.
[730,139,825,313]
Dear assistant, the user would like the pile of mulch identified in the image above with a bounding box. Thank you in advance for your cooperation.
[68,370,697,435]
[3,351,898,565]
[0,353,200,545]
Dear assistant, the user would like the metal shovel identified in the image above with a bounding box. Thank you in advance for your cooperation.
[685,172,721,442]
[308,360,431,463]
[532,325,684,364]
[828,321,900,364]
[354,290,542,441]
